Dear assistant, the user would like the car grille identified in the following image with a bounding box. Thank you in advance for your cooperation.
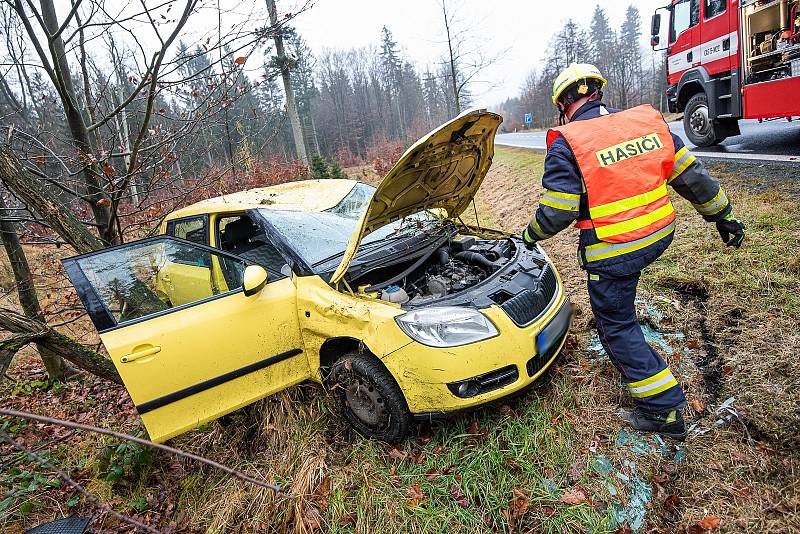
[526,329,567,377]
[500,265,558,326]
[447,365,519,398]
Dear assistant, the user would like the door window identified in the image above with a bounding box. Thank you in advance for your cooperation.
[218,214,288,279]
[670,0,700,43]
[67,237,246,328]
[704,0,726,19]
[167,216,208,245]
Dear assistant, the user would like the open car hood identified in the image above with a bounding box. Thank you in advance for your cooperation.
[330,109,503,285]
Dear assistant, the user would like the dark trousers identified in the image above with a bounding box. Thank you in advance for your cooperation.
[587,272,686,413]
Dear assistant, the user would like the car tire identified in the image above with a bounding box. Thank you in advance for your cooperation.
[328,352,411,443]
[683,93,727,147]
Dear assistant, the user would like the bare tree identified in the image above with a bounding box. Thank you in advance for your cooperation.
[437,0,501,115]
[266,0,308,165]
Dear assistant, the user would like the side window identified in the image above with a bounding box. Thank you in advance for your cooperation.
[217,214,287,279]
[71,237,246,326]
[670,0,699,43]
[167,217,207,245]
[704,0,725,19]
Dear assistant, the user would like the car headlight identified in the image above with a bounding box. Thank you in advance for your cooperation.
[395,306,498,347]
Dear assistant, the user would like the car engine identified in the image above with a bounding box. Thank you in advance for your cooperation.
[379,236,516,305]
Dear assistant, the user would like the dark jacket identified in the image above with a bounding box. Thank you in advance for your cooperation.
[526,100,732,277]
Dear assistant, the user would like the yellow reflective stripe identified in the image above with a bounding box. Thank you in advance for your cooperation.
[544,189,581,201]
[541,197,579,211]
[584,221,675,262]
[541,190,580,212]
[530,216,551,239]
[594,202,674,240]
[693,188,729,216]
[669,147,696,183]
[628,367,672,388]
[673,146,688,162]
[627,368,679,398]
[589,183,668,219]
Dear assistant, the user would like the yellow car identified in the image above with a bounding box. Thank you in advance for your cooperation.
[63,110,572,443]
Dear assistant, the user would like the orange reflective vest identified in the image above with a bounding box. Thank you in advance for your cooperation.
[546,105,676,244]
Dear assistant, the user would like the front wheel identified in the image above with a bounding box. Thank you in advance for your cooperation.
[328,353,411,443]
[683,93,728,147]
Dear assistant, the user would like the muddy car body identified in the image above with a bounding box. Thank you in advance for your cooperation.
[63,110,572,443]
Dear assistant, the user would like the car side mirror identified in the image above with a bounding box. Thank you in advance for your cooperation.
[243,265,268,296]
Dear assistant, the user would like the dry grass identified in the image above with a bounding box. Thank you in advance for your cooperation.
[1,149,799,532]
[471,148,800,532]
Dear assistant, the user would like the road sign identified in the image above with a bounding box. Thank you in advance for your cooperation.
[524,113,533,125]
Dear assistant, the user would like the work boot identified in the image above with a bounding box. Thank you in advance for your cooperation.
[618,407,687,441]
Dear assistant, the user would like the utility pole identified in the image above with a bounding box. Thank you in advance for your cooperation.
[265,0,308,166]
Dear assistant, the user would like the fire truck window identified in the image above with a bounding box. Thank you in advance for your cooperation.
[704,0,725,19]
[670,0,699,43]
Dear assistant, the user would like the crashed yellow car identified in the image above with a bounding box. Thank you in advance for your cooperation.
[63,110,572,443]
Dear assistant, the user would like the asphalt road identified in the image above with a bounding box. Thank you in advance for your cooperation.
[495,119,800,163]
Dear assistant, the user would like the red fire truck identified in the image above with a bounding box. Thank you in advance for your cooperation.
[651,0,800,146]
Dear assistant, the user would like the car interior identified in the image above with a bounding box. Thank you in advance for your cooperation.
[218,215,288,280]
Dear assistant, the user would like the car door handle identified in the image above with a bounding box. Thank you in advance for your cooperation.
[121,345,161,363]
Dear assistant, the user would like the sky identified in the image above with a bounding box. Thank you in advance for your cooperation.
[290,0,669,107]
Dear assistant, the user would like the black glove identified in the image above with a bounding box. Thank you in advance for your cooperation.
[716,213,745,248]
[522,228,537,250]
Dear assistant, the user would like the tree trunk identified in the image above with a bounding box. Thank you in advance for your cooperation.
[0,144,104,255]
[0,307,121,383]
[266,0,308,166]
[0,195,70,380]
[441,0,461,115]
[37,0,118,245]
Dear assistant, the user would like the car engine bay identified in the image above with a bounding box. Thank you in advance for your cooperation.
[375,236,515,305]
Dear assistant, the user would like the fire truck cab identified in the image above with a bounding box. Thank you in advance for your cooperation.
[651,0,800,146]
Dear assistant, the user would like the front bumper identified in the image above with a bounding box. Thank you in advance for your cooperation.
[382,291,572,415]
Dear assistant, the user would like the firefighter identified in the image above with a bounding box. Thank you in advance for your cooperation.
[523,63,745,440]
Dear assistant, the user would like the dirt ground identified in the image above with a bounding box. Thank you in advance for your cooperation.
[1,148,799,533]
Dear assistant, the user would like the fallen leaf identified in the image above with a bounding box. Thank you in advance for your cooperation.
[467,420,480,434]
[304,506,322,529]
[690,399,706,413]
[755,442,776,453]
[416,433,432,446]
[407,484,425,507]
[389,465,401,487]
[560,486,588,505]
[337,512,357,526]
[387,445,406,461]
[568,459,584,483]
[652,473,669,484]
[425,469,441,481]
[510,489,529,519]
[698,515,721,530]
[234,56,248,65]
[449,484,469,508]
[664,494,680,512]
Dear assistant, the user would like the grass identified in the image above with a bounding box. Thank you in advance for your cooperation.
[2,148,799,532]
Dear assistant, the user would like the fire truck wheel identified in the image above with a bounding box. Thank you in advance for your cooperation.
[683,93,727,147]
